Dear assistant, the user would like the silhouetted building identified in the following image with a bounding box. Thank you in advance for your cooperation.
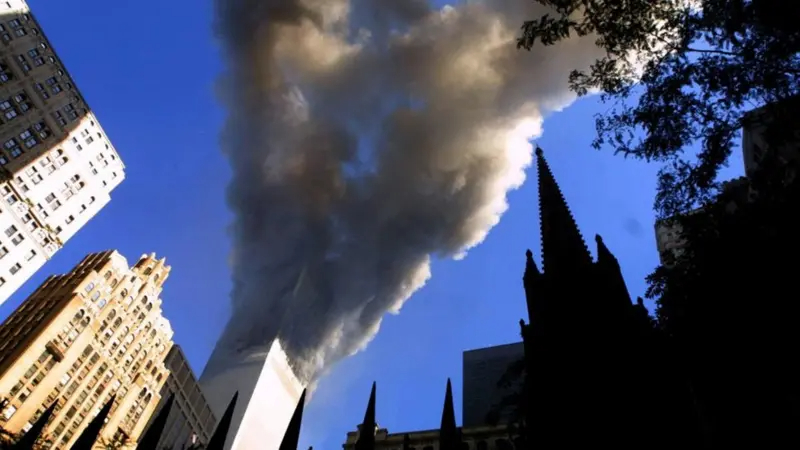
[0,1,126,305]
[655,177,751,264]
[518,148,696,447]
[742,97,800,177]
[462,342,523,427]
[141,345,216,449]
[343,424,515,450]
[655,98,800,264]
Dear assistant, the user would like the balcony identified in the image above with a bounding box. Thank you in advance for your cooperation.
[45,340,65,362]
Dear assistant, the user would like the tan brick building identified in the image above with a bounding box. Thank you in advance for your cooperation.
[0,250,173,449]
[0,0,126,305]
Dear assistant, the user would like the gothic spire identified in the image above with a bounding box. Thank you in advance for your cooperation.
[11,402,57,450]
[136,394,175,450]
[439,379,460,450]
[355,382,377,450]
[279,389,308,450]
[535,147,592,273]
[206,392,239,450]
[524,249,540,280]
[68,395,115,450]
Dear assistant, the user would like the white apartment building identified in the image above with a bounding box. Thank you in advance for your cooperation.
[0,0,125,305]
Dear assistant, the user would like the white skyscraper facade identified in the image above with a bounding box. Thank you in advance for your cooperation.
[0,0,125,304]
[200,337,305,450]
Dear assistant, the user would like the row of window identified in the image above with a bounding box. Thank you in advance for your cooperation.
[0,18,37,44]
[0,90,33,122]
[0,121,50,166]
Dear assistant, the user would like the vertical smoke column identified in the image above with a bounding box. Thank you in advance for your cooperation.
[203,0,603,448]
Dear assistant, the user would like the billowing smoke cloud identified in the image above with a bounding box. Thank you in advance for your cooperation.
[214,0,602,383]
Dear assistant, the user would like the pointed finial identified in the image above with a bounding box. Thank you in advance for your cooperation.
[355,382,377,450]
[68,395,115,450]
[206,392,239,450]
[439,379,460,450]
[136,394,175,450]
[524,250,540,278]
[595,234,617,264]
[279,389,308,450]
[536,146,592,273]
[11,402,57,450]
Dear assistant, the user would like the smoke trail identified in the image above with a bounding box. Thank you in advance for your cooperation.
[214,0,602,383]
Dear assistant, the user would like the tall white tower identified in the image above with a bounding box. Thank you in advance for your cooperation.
[200,334,306,450]
[0,0,125,305]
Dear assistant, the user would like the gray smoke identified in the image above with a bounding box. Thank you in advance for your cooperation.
[215,0,603,383]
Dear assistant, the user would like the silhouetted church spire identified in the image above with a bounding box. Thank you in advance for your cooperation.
[279,389,308,450]
[11,402,57,450]
[439,379,461,450]
[206,392,238,450]
[355,382,377,450]
[535,147,592,273]
[68,395,115,450]
[136,394,175,450]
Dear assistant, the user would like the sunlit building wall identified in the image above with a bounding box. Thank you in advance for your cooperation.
[200,338,306,450]
[0,0,125,305]
[0,251,173,449]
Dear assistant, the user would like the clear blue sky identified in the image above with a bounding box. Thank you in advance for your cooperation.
[1,1,745,448]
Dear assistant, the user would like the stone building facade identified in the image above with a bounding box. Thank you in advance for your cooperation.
[0,250,173,449]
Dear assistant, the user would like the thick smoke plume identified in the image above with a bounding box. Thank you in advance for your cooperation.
[214,0,602,383]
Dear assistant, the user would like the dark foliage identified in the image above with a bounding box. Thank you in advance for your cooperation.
[645,155,800,446]
[518,0,800,217]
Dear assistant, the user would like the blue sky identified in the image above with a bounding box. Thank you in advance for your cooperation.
[2,1,746,448]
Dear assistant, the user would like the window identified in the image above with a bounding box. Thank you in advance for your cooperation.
[19,129,36,148]
[2,405,16,420]
[84,282,94,293]
[65,215,74,224]
[0,247,8,259]
[11,234,24,246]
[5,194,16,205]
[53,111,66,126]
[3,138,20,157]
[91,291,100,301]
[33,121,49,139]
[0,62,13,84]
[10,262,21,275]
[5,224,16,236]
[25,250,35,261]
[97,298,107,309]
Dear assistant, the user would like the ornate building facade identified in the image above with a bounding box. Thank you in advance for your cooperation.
[0,250,173,449]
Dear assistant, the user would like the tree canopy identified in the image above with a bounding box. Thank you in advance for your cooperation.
[518,0,800,217]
